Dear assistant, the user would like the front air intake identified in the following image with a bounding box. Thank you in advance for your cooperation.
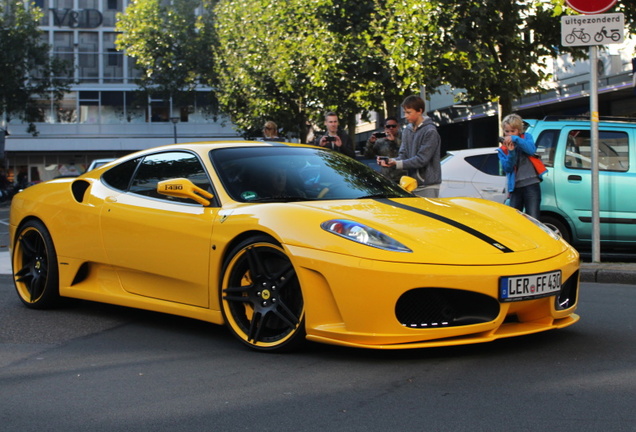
[395,288,500,328]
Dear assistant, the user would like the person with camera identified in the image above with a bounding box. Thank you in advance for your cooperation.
[313,112,355,158]
[497,113,541,219]
[379,95,441,197]
[364,116,404,182]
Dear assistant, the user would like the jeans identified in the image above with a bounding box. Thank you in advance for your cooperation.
[509,183,541,219]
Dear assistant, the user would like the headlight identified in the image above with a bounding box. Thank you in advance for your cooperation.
[321,219,412,252]
[521,212,561,241]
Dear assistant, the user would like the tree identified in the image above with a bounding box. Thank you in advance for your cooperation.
[616,1,636,41]
[214,0,391,141]
[367,0,446,113]
[213,0,439,141]
[0,1,70,135]
[429,0,585,117]
[115,0,218,110]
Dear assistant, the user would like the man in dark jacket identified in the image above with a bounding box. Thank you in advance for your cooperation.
[313,112,356,158]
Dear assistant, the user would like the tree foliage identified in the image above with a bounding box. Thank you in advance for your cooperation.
[430,0,585,116]
[115,0,217,104]
[214,0,404,141]
[0,1,70,134]
[367,0,445,112]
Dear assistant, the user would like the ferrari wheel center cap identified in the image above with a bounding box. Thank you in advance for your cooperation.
[261,289,271,300]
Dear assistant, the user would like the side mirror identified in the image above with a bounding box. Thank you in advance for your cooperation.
[157,178,214,206]
[399,176,417,192]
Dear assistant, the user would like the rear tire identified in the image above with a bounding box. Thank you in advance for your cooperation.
[13,220,61,309]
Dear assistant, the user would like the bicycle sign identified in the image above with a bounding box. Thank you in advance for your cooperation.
[561,13,624,47]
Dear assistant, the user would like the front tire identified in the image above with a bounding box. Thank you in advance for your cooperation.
[220,236,305,352]
[13,220,61,309]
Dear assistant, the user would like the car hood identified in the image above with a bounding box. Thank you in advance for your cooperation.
[262,196,572,266]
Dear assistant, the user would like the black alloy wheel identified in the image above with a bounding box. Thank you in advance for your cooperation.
[221,235,305,352]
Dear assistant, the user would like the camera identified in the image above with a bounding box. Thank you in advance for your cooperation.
[325,136,336,142]
[378,156,389,162]
[374,132,387,138]
[498,136,505,143]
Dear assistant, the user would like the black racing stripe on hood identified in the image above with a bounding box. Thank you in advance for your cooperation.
[375,198,513,253]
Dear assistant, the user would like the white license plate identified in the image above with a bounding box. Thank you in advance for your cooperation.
[499,270,561,302]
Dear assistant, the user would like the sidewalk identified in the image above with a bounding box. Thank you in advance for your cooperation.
[1,250,635,284]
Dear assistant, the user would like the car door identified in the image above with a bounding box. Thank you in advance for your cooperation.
[100,151,219,307]
[465,152,507,203]
[551,126,636,243]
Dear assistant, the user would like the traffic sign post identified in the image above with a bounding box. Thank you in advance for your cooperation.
[561,13,625,47]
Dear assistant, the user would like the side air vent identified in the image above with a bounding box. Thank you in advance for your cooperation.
[71,180,91,203]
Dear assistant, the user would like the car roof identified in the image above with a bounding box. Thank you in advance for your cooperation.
[528,116,636,125]
[446,147,499,157]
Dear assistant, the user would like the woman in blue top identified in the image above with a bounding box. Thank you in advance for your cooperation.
[497,114,541,219]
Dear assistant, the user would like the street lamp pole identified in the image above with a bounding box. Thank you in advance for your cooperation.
[170,117,179,143]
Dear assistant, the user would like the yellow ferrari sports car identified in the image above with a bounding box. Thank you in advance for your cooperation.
[10,141,580,352]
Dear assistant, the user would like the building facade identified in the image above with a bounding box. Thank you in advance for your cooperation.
[3,0,239,184]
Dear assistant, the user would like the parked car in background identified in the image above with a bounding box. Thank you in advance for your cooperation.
[440,147,507,203]
[87,158,116,172]
[529,116,636,247]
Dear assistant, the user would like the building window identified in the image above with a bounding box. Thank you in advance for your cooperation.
[79,91,100,124]
[126,92,147,123]
[103,0,122,26]
[104,33,123,82]
[36,0,49,25]
[57,92,77,124]
[78,32,99,82]
[102,91,126,123]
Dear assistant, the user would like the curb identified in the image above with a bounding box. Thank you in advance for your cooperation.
[580,264,636,285]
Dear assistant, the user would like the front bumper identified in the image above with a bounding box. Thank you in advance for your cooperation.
[287,245,580,349]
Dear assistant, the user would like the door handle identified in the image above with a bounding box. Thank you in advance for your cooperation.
[567,175,582,181]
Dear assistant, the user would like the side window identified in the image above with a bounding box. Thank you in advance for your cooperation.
[129,151,214,204]
[102,157,141,191]
[564,130,629,172]
[535,129,559,167]
[599,131,629,172]
[465,154,504,176]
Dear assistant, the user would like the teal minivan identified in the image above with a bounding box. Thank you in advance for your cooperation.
[529,117,636,248]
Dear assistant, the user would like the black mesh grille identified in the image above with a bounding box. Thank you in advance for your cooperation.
[395,288,500,328]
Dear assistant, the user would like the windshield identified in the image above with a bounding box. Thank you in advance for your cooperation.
[210,146,413,202]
